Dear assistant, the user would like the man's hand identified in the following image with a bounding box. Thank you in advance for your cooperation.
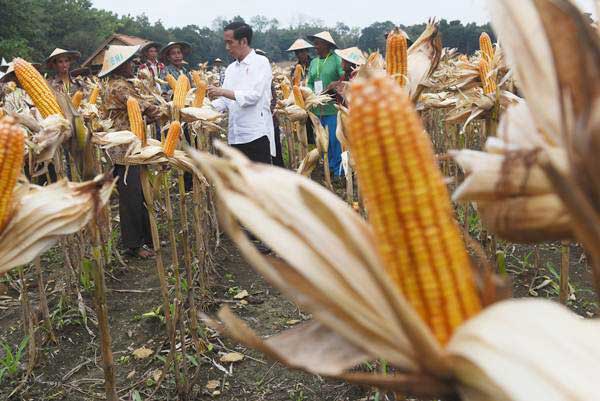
[207,85,224,99]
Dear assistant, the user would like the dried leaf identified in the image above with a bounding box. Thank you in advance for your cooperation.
[219,352,244,363]
[206,380,220,390]
[132,347,154,359]
[233,290,249,300]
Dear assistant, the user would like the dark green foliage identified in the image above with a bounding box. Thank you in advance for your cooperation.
[0,0,494,67]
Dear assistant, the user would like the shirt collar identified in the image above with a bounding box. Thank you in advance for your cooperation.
[237,49,256,66]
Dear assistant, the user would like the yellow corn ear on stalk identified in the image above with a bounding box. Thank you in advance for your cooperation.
[385,28,408,87]
[163,121,182,157]
[479,58,497,95]
[88,85,100,104]
[174,75,190,109]
[0,117,25,233]
[348,71,482,344]
[127,97,146,143]
[71,90,84,109]
[0,109,4,118]
[293,64,304,86]
[193,79,207,108]
[479,32,495,63]
[166,73,177,91]
[293,85,305,109]
[13,58,63,118]
[281,83,291,100]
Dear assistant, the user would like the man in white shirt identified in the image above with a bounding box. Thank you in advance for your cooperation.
[207,22,275,164]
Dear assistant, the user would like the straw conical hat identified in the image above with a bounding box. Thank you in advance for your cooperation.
[159,42,192,61]
[0,63,14,83]
[0,58,9,72]
[334,47,367,66]
[287,39,314,52]
[307,31,337,48]
[214,58,223,63]
[140,41,162,54]
[98,45,141,78]
[45,48,81,67]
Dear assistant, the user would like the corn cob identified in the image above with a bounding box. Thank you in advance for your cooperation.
[281,83,291,100]
[293,85,305,109]
[479,32,495,63]
[192,79,207,108]
[348,71,481,344]
[127,97,146,143]
[293,64,304,86]
[479,58,497,95]
[0,117,25,233]
[163,121,182,157]
[385,28,408,87]
[173,75,190,109]
[71,90,84,109]
[166,73,177,91]
[88,85,100,104]
[13,58,63,118]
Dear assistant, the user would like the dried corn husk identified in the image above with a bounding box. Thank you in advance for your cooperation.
[296,148,320,177]
[28,114,71,173]
[0,173,115,273]
[180,106,222,123]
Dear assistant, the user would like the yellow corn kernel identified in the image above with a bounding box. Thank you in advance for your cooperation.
[173,74,190,109]
[71,90,84,109]
[88,85,100,104]
[479,58,497,95]
[163,121,182,157]
[165,73,177,91]
[127,97,146,143]
[479,32,495,63]
[192,79,207,108]
[293,64,304,86]
[13,58,63,118]
[0,116,25,233]
[281,83,291,100]
[293,85,305,109]
[385,28,408,87]
[348,71,482,344]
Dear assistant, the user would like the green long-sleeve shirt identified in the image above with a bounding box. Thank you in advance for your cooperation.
[307,52,344,116]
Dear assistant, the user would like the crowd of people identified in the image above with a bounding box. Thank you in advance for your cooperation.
[0,21,368,258]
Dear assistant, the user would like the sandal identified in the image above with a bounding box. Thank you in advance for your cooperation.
[126,245,155,259]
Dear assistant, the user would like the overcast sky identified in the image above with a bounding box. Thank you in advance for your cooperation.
[91,0,596,28]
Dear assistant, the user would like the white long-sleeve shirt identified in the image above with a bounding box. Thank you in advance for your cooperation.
[212,50,275,156]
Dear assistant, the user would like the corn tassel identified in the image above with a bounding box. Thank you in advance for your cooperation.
[385,28,408,87]
[479,32,495,63]
[166,73,177,91]
[192,79,207,108]
[348,71,481,344]
[13,58,63,118]
[71,90,84,109]
[479,58,497,95]
[89,85,100,104]
[163,121,182,157]
[293,85,305,109]
[127,97,146,143]
[293,64,303,86]
[173,74,190,109]
[0,117,25,233]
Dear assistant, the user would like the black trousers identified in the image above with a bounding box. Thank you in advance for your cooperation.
[271,119,284,167]
[113,164,152,249]
[231,135,271,164]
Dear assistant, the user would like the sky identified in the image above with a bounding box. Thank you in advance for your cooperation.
[92,0,597,28]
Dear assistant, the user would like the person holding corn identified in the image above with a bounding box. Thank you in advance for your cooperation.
[306,31,344,177]
[46,48,82,96]
[159,41,193,95]
[98,45,162,259]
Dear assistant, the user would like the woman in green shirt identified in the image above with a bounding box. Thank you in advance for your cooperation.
[307,31,344,177]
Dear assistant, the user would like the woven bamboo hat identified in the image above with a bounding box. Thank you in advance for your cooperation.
[140,41,162,55]
[45,48,81,68]
[98,45,141,78]
[159,42,192,61]
[335,47,367,66]
[307,31,337,48]
[286,39,314,52]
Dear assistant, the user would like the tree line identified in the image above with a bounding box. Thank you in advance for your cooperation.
[1,0,496,67]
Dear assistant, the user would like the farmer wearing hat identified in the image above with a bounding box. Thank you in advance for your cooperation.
[331,47,366,106]
[46,48,82,96]
[139,41,164,79]
[98,45,162,259]
[212,58,226,85]
[159,41,193,93]
[306,31,344,176]
[287,38,313,82]
[0,62,30,114]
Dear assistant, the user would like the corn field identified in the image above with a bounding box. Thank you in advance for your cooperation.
[1,0,599,400]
